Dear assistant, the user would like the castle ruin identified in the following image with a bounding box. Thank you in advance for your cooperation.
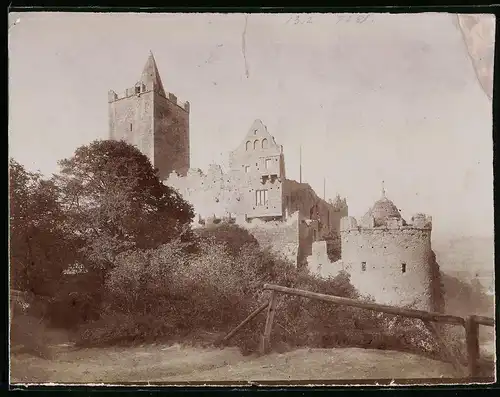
[108,52,190,180]
[307,186,442,312]
[109,53,441,312]
[166,118,348,265]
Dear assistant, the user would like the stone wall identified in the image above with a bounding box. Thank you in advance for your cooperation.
[298,218,319,266]
[166,166,244,220]
[340,218,434,311]
[306,241,344,278]
[165,164,348,267]
[154,93,190,179]
[109,90,155,161]
[228,119,286,220]
[236,211,301,266]
[282,179,348,240]
[109,84,190,180]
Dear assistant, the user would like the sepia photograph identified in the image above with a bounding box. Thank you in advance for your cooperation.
[8,11,495,386]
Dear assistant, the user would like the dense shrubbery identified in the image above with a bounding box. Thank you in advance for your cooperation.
[9,143,466,365]
[72,222,457,363]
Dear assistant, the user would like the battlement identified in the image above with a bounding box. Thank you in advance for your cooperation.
[192,210,302,230]
[410,213,433,229]
[108,86,190,113]
[340,213,432,232]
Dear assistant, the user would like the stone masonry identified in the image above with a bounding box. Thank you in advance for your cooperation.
[307,187,441,312]
[108,52,190,180]
[108,53,441,311]
[166,119,348,265]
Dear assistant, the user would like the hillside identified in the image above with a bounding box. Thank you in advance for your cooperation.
[433,235,494,278]
[10,235,495,384]
[434,235,494,316]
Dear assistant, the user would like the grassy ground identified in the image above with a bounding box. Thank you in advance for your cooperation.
[12,342,465,384]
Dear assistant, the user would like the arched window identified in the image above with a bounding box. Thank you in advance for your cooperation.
[262,138,268,149]
[246,141,251,151]
[253,140,259,150]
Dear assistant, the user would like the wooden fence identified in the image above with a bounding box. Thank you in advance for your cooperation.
[219,283,495,379]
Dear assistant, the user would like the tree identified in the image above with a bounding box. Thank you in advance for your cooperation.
[54,140,194,272]
[9,159,74,296]
[194,222,259,257]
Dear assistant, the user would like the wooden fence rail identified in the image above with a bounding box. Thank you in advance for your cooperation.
[263,284,465,325]
[220,283,494,379]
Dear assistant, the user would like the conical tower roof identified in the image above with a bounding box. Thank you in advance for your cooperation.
[140,51,166,97]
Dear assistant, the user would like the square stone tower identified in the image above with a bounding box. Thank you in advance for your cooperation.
[108,52,190,179]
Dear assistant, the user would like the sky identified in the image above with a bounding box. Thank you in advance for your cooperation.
[8,12,495,239]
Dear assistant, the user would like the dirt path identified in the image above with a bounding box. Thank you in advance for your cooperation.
[11,343,465,384]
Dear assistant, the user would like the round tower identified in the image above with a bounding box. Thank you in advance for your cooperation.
[340,187,435,311]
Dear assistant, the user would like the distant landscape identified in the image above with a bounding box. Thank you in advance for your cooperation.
[434,236,494,286]
[433,235,494,276]
[433,235,494,320]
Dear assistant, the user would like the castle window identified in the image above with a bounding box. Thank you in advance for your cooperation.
[129,123,133,131]
[262,138,269,149]
[265,158,272,170]
[254,140,259,150]
[361,262,366,272]
[135,86,141,94]
[245,166,250,173]
[246,141,251,151]
[255,189,268,206]
[313,229,317,241]
[401,263,406,273]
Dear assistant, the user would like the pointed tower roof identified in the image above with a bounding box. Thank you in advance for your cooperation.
[140,52,166,97]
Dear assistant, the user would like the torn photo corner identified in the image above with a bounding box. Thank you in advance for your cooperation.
[8,11,495,387]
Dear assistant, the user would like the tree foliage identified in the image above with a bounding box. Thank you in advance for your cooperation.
[9,159,74,296]
[54,140,194,271]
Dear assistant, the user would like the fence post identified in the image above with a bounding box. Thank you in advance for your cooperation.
[218,301,270,346]
[259,291,278,355]
[422,320,465,377]
[465,316,480,378]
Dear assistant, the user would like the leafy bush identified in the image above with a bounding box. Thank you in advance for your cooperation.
[194,222,259,257]
[44,270,105,329]
[73,223,457,364]
[10,294,53,359]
